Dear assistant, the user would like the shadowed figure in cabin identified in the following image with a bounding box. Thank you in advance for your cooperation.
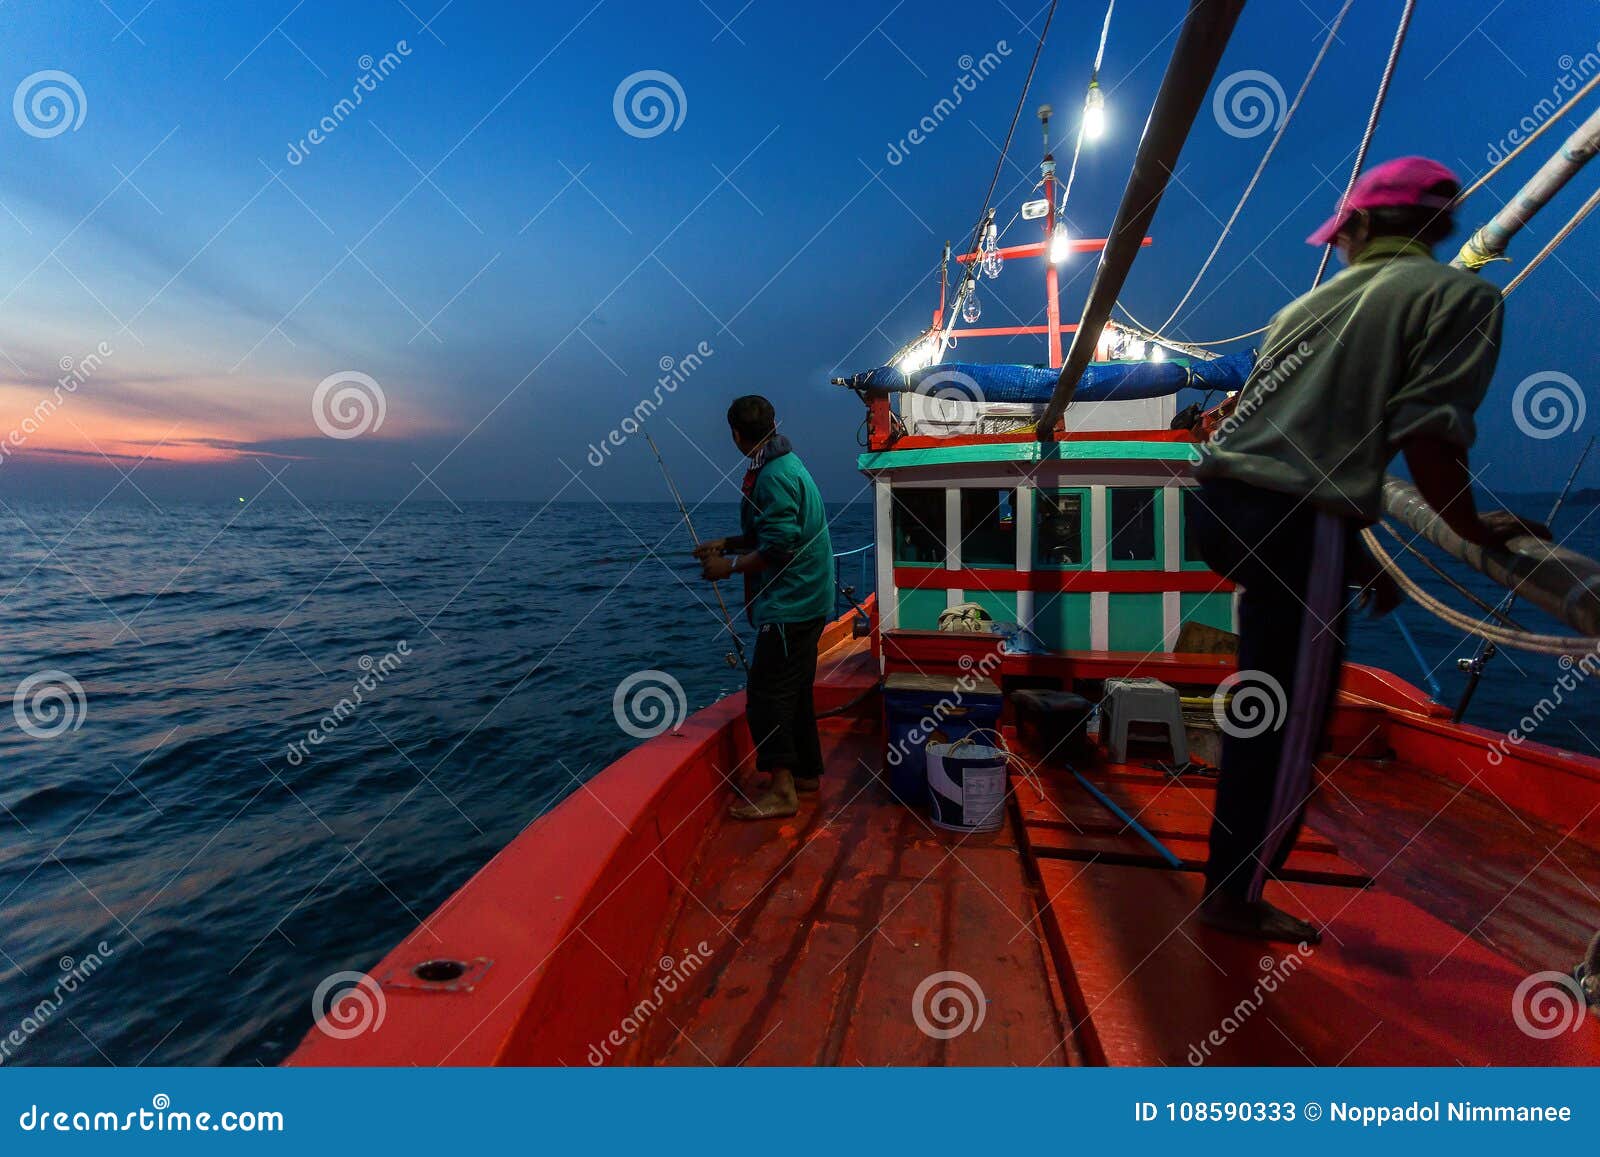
[1190,157,1552,944]
[695,395,835,820]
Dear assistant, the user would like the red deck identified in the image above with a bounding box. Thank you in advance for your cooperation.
[287,612,1600,1067]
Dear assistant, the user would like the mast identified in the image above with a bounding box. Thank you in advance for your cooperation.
[1038,0,1246,436]
[1041,104,1063,368]
[1453,103,1600,270]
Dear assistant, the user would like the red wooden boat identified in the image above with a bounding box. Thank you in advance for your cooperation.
[285,446,1600,1067]
[289,3,1600,1068]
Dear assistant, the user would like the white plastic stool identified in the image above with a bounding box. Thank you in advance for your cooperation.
[1103,677,1188,765]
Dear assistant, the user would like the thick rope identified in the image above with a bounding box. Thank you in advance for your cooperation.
[1375,520,1526,629]
[1309,0,1417,289]
[1359,526,1599,655]
[1157,0,1355,334]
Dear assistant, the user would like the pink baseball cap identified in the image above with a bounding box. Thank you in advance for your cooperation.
[1306,156,1460,246]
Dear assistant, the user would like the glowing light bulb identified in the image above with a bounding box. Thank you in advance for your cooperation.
[1083,81,1106,141]
[1127,340,1145,361]
[962,292,981,324]
[1049,221,1071,264]
[897,340,936,377]
[1149,344,1165,363]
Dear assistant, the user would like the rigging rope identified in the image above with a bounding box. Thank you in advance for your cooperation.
[1058,0,1116,217]
[1156,0,1355,334]
[966,0,1062,260]
[1309,0,1417,288]
[1500,181,1600,296]
[1375,520,1526,629]
[1458,71,1600,203]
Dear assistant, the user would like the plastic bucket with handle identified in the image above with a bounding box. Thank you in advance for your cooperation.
[924,732,1009,833]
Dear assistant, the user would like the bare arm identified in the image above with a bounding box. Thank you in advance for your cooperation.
[1402,437,1550,547]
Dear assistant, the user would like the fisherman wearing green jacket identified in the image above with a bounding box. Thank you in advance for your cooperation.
[1191,157,1550,944]
[696,395,834,820]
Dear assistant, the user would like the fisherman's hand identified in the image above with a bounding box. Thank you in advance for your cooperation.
[701,554,735,581]
[1471,510,1553,549]
[692,538,727,560]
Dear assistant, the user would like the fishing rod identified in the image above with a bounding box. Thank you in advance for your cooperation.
[1452,435,1596,721]
[642,430,749,672]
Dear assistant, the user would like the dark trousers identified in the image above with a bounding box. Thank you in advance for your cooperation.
[1190,478,1351,902]
[745,618,826,779]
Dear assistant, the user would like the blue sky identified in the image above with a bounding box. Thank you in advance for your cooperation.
[1,0,1597,505]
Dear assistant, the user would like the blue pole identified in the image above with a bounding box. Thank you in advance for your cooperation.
[1071,770,1184,869]
[1390,611,1442,701]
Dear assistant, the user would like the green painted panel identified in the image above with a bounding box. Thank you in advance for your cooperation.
[1108,592,1166,653]
[896,588,948,630]
[1032,592,1092,651]
[858,440,1200,471]
[965,590,1017,626]
[1180,590,1234,633]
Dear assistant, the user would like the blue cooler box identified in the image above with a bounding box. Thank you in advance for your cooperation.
[882,672,1004,806]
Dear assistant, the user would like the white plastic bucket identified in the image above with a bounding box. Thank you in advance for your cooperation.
[925,737,1008,832]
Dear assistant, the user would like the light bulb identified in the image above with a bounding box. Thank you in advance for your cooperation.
[1083,82,1106,141]
[897,339,936,376]
[962,292,981,324]
[980,223,1003,278]
[1127,340,1145,361]
[1149,344,1165,363]
[1049,221,1071,264]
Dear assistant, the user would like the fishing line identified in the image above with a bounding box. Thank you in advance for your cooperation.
[642,430,749,672]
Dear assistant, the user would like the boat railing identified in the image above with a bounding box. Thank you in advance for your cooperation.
[832,543,875,626]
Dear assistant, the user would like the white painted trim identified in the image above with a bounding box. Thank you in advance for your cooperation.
[1089,485,1108,648]
[945,487,963,608]
[874,480,896,632]
[1015,486,1034,632]
[1163,484,1182,648]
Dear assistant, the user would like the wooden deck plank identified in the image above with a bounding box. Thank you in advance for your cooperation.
[944,851,1070,1066]
[1311,758,1600,978]
[1034,859,1600,1067]
[1014,770,1338,853]
[1024,825,1370,885]
[837,877,945,1066]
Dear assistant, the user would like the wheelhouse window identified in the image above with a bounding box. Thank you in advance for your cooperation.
[1035,488,1089,569]
[891,489,945,566]
[959,488,1018,569]
[1181,487,1208,568]
[1108,487,1160,567]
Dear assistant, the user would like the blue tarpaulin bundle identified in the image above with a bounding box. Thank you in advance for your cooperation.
[837,350,1255,404]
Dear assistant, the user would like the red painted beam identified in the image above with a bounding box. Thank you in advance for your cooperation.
[885,427,1200,451]
[881,630,1236,685]
[955,236,1152,263]
[893,567,1234,594]
[946,324,1080,338]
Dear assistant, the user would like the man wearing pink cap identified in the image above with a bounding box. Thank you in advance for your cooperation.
[1189,156,1549,944]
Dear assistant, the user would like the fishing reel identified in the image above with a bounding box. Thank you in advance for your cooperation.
[724,652,740,669]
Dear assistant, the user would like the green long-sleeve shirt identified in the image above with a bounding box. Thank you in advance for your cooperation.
[1195,236,1504,522]
[738,446,834,627]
